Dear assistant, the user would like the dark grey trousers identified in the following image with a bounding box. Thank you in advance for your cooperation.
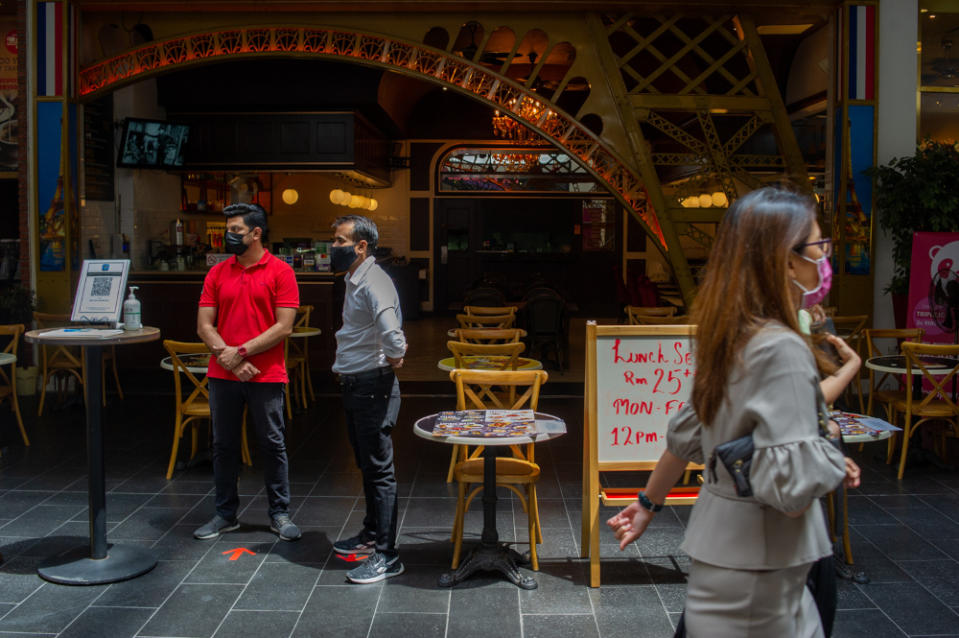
[341,369,400,555]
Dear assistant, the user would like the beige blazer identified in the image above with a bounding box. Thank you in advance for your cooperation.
[667,324,846,570]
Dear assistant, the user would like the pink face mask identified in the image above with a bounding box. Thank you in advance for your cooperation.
[793,254,832,309]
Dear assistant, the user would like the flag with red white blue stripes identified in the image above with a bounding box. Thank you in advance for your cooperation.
[37,2,63,97]
[847,5,875,101]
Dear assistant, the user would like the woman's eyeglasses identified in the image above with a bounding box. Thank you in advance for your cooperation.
[794,238,832,258]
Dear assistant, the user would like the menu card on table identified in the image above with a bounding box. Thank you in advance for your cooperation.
[830,410,902,437]
[433,409,536,438]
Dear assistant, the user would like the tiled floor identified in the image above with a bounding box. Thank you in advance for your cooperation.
[1,369,959,636]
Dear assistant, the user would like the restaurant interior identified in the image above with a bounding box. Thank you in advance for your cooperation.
[1,1,959,637]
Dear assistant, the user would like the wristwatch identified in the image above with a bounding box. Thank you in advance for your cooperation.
[237,345,248,358]
[638,491,664,513]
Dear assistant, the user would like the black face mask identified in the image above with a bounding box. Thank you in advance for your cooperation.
[331,244,357,272]
[224,231,249,255]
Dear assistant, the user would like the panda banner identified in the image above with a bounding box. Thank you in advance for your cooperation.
[907,232,959,344]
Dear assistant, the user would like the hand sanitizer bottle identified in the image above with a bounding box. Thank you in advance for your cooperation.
[123,286,141,331]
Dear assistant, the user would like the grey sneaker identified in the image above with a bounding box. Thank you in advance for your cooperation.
[194,515,239,540]
[346,552,404,584]
[270,514,301,541]
[333,532,376,556]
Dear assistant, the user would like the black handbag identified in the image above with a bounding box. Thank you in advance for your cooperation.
[709,433,755,497]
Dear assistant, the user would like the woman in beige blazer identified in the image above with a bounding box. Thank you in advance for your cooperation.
[608,187,860,638]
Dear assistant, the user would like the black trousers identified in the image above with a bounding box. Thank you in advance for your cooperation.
[209,378,290,520]
[341,369,400,555]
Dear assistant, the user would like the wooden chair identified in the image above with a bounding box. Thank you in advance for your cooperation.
[463,305,518,317]
[446,340,526,372]
[456,313,515,329]
[451,328,526,345]
[626,305,677,325]
[864,328,924,420]
[444,340,527,482]
[890,342,959,480]
[163,340,251,479]
[34,311,123,415]
[35,311,85,416]
[284,305,314,419]
[828,314,869,413]
[523,288,570,372]
[0,324,28,446]
[449,368,549,571]
[635,314,691,325]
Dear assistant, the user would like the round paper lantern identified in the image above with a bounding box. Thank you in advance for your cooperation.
[698,193,713,208]
[282,188,299,205]
[329,189,343,204]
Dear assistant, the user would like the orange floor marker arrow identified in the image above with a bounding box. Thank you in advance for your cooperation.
[222,548,256,561]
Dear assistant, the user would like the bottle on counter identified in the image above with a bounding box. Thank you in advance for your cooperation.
[122,286,142,331]
[175,218,184,247]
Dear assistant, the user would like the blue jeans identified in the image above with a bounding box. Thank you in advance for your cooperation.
[340,368,400,555]
[209,378,290,520]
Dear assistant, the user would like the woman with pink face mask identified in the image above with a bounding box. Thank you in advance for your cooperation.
[607,186,861,638]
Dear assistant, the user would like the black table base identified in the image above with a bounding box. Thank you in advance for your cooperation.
[37,346,157,585]
[439,542,536,589]
[37,544,157,585]
[438,446,537,589]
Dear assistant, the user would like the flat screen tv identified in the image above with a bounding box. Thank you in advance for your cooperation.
[116,118,190,169]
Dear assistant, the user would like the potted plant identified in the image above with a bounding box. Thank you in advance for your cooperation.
[867,138,959,326]
[0,285,35,326]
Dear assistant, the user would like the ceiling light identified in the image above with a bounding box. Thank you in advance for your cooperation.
[282,188,299,205]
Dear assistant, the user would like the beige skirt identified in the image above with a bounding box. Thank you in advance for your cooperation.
[685,559,825,638]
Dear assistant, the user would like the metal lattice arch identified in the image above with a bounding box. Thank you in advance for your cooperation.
[80,27,660,231]
[78,15,812,306]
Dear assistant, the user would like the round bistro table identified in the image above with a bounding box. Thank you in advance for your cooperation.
[413,411,566,589]
[160,352,210,374]
[831,412,896,582]
[25,327,161,585]
[436,356,542,372]
[865,354,959,401]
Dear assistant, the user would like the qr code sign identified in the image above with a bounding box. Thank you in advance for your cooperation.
[90,277,112,297]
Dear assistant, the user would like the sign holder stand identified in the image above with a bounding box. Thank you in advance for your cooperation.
[581,322,702,587]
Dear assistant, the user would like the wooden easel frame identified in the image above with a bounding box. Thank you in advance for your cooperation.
[581,322,702,587]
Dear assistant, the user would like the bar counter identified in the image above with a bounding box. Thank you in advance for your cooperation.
[119,270,341,375]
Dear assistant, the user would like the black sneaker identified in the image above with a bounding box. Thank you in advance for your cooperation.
[346,552,404,584]
[193,515,239,540]
[333,533,376,556]
[270,514,301,541]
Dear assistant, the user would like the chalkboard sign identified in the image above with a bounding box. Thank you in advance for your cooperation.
[594,327,694,465]
[581,322,701,587]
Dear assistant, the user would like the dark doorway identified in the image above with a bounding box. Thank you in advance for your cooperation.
[434,198,621,315]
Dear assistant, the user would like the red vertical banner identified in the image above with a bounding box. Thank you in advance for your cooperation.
[907,232,959,344]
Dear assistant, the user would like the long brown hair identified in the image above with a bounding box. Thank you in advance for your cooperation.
[690,186,836,425]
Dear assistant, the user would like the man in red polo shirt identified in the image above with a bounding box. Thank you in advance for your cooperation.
[194,203,301,542]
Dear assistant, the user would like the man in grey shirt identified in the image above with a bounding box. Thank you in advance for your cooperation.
[330,215,407,584]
